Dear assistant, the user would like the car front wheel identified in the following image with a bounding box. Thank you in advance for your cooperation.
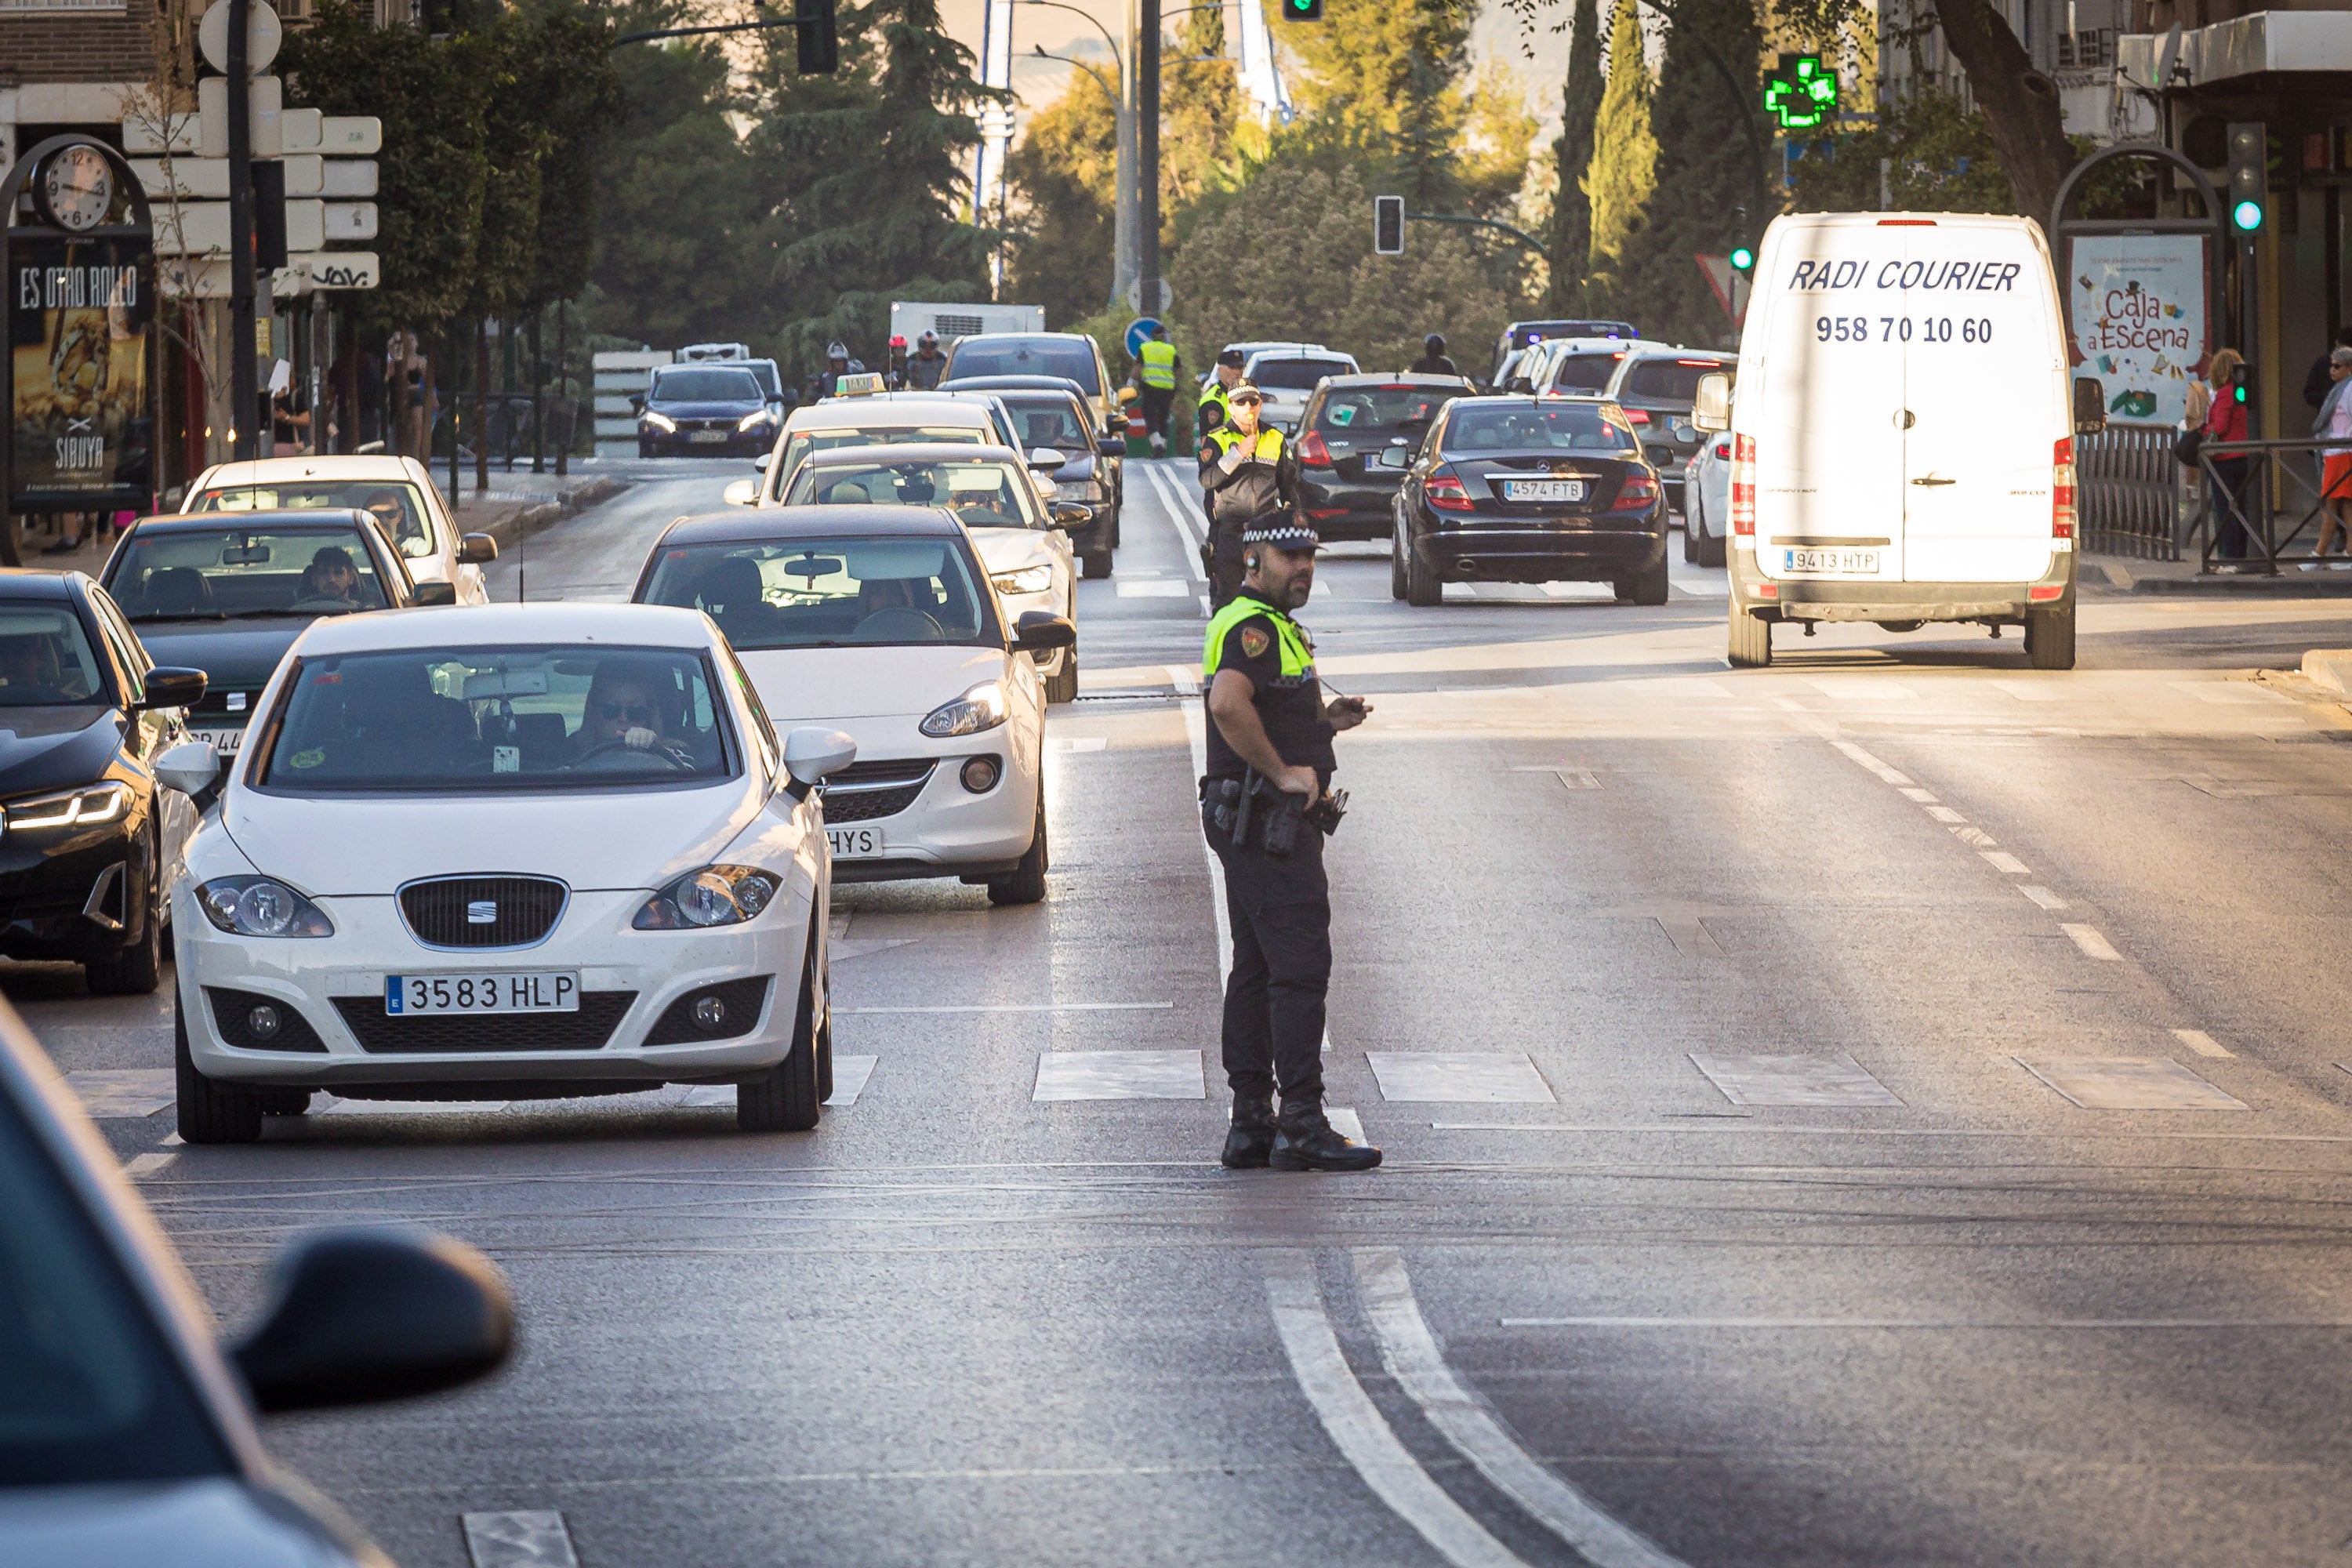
[175,1000,262,1144]
[988,785,1050,906]
[739,928,823,1133]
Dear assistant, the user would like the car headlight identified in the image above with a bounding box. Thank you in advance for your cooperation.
[641,411,677,433]
[738,410,777,432]
[6,782,130,832]
[990,564,1054,596]
[920,681,1009,738]
[196,875,334,938]
[633,865,782,930]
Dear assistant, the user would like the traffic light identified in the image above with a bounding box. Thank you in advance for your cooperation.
[796,0,837,74]
[2227,121,2266,232]
[1374,195,1404,256]
[1282,0,1322,20]
[1762,53,1838,132]
[2234,361,2254,405]
[1730,244,1755,273]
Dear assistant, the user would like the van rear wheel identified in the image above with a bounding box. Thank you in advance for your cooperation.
[1727,601,1773,667]
[2025,604,2076,670]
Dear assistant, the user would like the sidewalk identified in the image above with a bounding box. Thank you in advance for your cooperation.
[2082,552,2352,595]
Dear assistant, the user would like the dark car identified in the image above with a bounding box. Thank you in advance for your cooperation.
[634,365,779,459]
[0,1007,513,1565]
[100,510,444,761]
[1390,396,1668,607]
[943,375,1123,576]
[1296,374,1475,542]
[1596,347,1736,514]
[937,334,1120,444]
[1490,318,1638,385]
[0,572,208,993]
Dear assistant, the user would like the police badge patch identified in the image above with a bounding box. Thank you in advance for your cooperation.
[1240,625,1271,660]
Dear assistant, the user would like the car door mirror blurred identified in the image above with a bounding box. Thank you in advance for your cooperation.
[1374,447,1412,470]
[412,582,458,607]
[139,666,207,711]
[1098,439,1126,457]
[782,726,858,800]
[1671,422,1700,444]
[456,532,499,565]
[1027,447,1067,471]
[2073,376,2107,434]
[722,480,760,507]
[1691,372,1732,433]
[229,1228,514,1414]
[753,449,775,471]
[155,737,220,795]
[1014,609,1076,655]
[1050,501,1093,530]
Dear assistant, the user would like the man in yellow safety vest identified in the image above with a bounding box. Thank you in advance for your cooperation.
[1134,325,1181,456]
[1197,382,1298,608]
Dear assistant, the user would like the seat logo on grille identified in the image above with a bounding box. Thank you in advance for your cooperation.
[466,901,498,924]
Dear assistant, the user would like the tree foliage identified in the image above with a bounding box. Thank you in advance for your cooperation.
[1583,0,1657,297]
[1545,0,1602,310]
[1004,71,1117,327]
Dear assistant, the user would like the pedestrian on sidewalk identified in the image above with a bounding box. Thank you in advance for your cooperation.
[2204,349,2253,567]
[2180,364,2212,545]
[2315,347,2352,559]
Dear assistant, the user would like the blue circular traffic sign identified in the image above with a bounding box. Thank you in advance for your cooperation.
[1125,317,1164,359]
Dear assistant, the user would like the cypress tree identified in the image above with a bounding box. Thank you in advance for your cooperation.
[1582,0,1657,310]
[1620,0,1763,343]
[1545,0,1602,311]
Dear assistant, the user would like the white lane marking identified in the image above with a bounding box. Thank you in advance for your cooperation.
[125,1151,179,1178]
[1432,1122,2345,1142]
[1047,735,1109,751]
[1828,739,1914,786]
[2016,1055,2249,1111]
[1263,1252,1534,1568]
[1355,1249,1689,1568]
[836,1002,1173,1014]
[463,1510,579,1568]
[1924,804,1965,824]
[1501,1316,2344,1330]
[1172,663,1233,980]
[2020,884,2070,911]
[826,1054,878,1105]
[1144,463,1208,583]
[67,1069,176,1118]
[1991,680,2071,702]
[1034,1049,1205,1101]
[2173,1028,2234,1060]
[2171,680,2291,705]
[1328,1106,1365,1142]
[1116,579,1192,597]
[1899,787,1939,803]
[2060,923,2123,961]
[1688,1053,1904,1107]
[1981,851,2031,874]
[1368,1053,1555,1104]
[1809,678,1918,701]
[1951,825,1998,848]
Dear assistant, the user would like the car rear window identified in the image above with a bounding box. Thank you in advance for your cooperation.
[1444,404,1638,456]
[1249,358,1352,390]
[786,457,1041,530]
[1548,353,1623,392]
[1312,386,1457,434]
[1624,359,1730,403]
[642,535,991,651]
[999,396,1093,451]
[109,527,390,621]
[652,369,764,402]
[945,339,1100,394]
[190,481,437,560]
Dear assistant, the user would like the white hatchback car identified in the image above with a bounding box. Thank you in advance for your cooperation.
[735,392,1025,506]
[633,504,1076,904]
[180,456,497,604]
[161,602,861,1142]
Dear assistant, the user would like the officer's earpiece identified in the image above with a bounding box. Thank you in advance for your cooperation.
[1244,551,1261,573]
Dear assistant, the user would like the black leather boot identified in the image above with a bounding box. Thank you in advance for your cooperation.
[1222,1089,1276,1169]
[1270,1100,1381,1172]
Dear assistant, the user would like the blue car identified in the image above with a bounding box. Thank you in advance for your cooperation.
[636,365,779,459]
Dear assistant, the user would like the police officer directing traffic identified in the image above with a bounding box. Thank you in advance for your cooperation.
[1198,347,1245,442]
[1198,381,1296,609]
[1201,517,1379,1172]
[1134,325,1181,456]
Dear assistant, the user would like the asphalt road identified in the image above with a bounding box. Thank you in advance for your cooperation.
[34,454,2352,1566]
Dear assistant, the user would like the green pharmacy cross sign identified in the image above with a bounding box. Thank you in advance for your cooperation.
[1763,53,1838,132]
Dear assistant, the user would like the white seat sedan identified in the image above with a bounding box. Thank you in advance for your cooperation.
[181,455,498,604]
[159,602,859,1142]
[779,442,1087,703]
[633,505,1075,904]
[732,391,1025,506]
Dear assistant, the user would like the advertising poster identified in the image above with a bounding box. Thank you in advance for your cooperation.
[2067,236,2208,427]
[9,238,154,511]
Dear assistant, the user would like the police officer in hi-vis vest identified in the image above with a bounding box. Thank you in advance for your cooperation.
[1200,517,1381,1173]
[1134,325,1181,456]
[1198,382,1297,609]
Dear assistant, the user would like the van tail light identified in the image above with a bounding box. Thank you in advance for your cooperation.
[2052,437,2076,542]
[1297,430,1333,468]
[1730,434,1757,536]
[1425,470,1475,512]
[1613,471,1659,509]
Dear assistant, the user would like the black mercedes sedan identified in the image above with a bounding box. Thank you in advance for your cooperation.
[100,509,446,760]
[1296,373,1475,541]
[635,364,779,458]
[1390,395,1670,607]
[0,571,207,993]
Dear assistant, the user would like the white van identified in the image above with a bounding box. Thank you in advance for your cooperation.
[1701,212,2101,670]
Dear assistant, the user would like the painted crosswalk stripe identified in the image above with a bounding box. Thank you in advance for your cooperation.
[2061,923,2123,960]
[2173,1028,2234,1060]
[68,1069,176,1119]
[837,1002,1172,1014]
[1689,1052,1903,1107]
[463,1510,578,1568]
[1115,579,1192,597]
[2016,1056,2248,1111]
[1828,739,1914,786]
[1981,851,2031,874]
[125,1151,179,1178]
[1368,1052,1555,1103]
[2020,884,2069,910]
[1033,1050,1204,1101]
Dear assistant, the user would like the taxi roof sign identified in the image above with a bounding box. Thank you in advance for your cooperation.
[833,372,888,397]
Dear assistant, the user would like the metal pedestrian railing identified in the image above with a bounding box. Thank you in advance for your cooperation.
[2192,435,2352,575]
[2076,425,2182,561]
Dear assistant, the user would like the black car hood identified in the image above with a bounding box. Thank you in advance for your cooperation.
[0,705,120,798]
[649,400,764,419]
[126,618,318,691]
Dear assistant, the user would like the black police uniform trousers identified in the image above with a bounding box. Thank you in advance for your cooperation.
[1139,386,1174,438]
[1210,511,1265,608]
[1202,804,1329,1105]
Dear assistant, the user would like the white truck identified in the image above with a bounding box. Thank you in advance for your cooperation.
[888,301,1045,347]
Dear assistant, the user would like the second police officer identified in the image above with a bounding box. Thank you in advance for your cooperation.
[1134,325,1181,457]
[1197,381,1296,609]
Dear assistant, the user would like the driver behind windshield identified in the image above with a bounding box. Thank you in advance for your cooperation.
[360,489,420,554]
[297,546,365,609]
[0,634,68,703]
[576,661,673,757]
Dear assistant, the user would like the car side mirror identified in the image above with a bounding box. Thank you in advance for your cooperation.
[1374,447,1412,470]
[1049,501,1093,530]
[412,581,458,607]
[228,1228,514,1414]
[2073,376,2107,434]
[782,725,858,802]
[1507,377,1533,394]
[627,393,644,414]
[1027,447,1067,471]
[1691,372,1732,433]
[139,666,207,711]
[1671,422,1700,444]
[1015,609,1076,656]
[754,450,774,470]
[456,532,498,565]
[722,479,760,506]
[155,737,220,797]
[1098,438,1125,457]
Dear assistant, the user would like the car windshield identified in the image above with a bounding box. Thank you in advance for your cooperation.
[190,480,437,560]
[652,369,763,403]
[0,607,105,707]
[1000,397,1091,451]
[1249,358,1352,390]
[786,459,1040,529]
[0,1088,230,1486]
[1313,386,1456,434]
[742,362,781,396]
[946,339,1099,393]
[1625,359,1731,403]
[256,646,734,792]
[1550,353,1623,392]
[643,535,990,650]
[109,528,390,621]
[1445,405,1639,456]
[777,426,982,491]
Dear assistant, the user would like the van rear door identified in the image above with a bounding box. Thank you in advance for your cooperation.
[1893,220,2062,583]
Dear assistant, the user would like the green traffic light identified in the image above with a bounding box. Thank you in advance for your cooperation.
[1730,245,1755,271]
[2232,198,2263,231]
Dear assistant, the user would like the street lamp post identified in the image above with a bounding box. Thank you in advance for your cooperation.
[1012,0,1133,310]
